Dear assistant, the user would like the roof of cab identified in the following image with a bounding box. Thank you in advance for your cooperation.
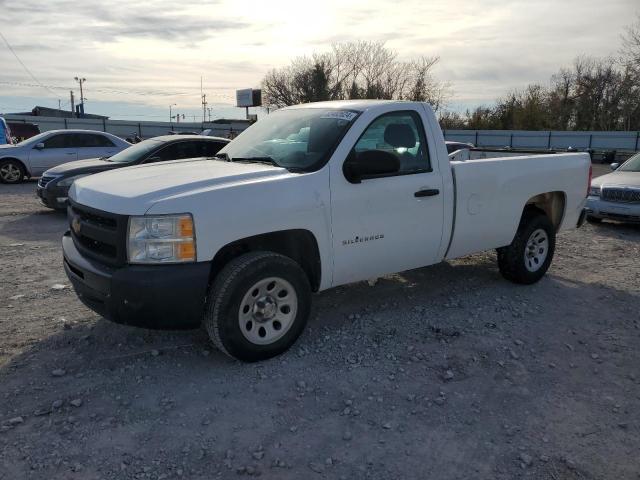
[283,99,418,112]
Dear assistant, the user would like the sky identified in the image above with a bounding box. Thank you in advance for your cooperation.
[0,0,637,121]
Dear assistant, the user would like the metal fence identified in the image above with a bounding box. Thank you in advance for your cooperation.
[1,114,249,140]
[4,114,640,153]
[443,129,640,152]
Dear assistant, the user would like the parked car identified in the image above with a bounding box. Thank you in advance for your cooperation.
[7,121,40,142]
[586,152,640,223]
[445,141,474,154]
[0,130,130,184]
[62,100,590,362]
[0,118,12,145]
[37,135,229,210]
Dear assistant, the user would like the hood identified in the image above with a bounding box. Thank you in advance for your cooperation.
[70,158,291,215]
[45,157,120,176]
[591,170,640,187]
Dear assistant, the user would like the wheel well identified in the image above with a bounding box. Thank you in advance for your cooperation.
[210,230,322,291]
[524,191,566,231]
[0,157,29,176]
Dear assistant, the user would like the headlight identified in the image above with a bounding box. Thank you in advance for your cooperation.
[589,185,601,196]
[127,214,196,264]
[57,174,89,187]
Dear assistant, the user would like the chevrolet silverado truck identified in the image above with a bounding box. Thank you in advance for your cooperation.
[63,100,591,362]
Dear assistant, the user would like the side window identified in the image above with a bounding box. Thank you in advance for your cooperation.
[352,111,430,175]
[200,141,226,157]
[72,133,115,147]
[147,142,197,163]
[43,134,70,149]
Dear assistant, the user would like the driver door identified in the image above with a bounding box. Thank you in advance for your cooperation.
[28,133,78,175]
[329,109,445,286]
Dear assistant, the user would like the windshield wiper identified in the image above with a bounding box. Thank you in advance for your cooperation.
[230,156,281,167]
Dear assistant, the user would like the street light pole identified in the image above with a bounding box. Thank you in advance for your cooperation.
[74,76,86,117]
[169,103,177,123]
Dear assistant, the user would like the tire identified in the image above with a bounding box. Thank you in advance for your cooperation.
[0,159,26,184]
[497,210,556,285]
[204,251,311,362]
[586,215,602,224]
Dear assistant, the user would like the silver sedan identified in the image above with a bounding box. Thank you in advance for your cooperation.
[0,130,130,184]
[587,153,640,224]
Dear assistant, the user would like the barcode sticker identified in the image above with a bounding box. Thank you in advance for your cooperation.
[321,111,358,121]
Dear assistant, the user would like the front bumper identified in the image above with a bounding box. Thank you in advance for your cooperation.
[37,184,69,210]
[585,196,640,223]
[62,232,210,329]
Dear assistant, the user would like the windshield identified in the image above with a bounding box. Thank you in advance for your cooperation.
[618,152,640,172]
[16,131,51,146]
[217,108,359,171]
[107,139,163,163]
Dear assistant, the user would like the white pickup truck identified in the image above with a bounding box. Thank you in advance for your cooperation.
[63,100,590,361]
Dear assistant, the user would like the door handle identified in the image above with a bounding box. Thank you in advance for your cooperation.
[414,188,440,198]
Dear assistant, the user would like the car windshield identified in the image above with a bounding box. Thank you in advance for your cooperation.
[217,108,359,171]
[15,131,52,146]
[618,152,640,172]
[107,139,163,163]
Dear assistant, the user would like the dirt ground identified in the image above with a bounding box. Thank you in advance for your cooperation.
[1,164,639,479]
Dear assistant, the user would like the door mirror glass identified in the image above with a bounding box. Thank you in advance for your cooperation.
[34,142,45,150]
[610,162,620,170]
[343,150,400,183]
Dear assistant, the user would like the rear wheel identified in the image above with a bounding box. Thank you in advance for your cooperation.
[204,251,311,362]
[497,210,556,284]
[0,159,25,184]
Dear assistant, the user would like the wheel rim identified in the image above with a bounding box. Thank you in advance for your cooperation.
[238,277,298,345]
[524,228,549,272]
[0,163,21,182]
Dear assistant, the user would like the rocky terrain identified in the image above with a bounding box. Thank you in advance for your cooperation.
[1,167,639,479]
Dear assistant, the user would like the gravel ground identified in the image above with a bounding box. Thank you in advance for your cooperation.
[1,166,639,480]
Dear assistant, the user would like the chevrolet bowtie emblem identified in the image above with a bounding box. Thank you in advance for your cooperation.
[71,215,81,235]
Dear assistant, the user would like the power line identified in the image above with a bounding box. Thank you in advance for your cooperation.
[0,80,236,100]
[0,30,59,98]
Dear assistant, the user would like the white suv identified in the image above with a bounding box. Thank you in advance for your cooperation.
[0,129,130,184]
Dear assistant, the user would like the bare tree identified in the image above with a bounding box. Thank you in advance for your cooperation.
[262,41,449,111]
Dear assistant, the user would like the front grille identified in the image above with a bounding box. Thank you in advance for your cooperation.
[68,201,128,267]
[601,186,640,203]
[38,175,56,188]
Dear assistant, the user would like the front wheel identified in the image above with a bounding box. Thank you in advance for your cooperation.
[0,160,26,184]
[204,251,311,362]
[497,210,556,285]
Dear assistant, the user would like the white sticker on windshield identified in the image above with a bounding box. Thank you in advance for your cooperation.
[321,111,358,121]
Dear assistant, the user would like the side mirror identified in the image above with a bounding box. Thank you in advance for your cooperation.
[610,162,620,171]
[34,142,45,150]
[343,150,400,184]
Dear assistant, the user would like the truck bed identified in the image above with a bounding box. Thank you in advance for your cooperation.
[445,153,590,259]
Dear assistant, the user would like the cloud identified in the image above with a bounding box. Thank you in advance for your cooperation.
[1,0,638,114]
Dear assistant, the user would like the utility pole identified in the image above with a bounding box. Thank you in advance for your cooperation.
[169,103,177,124]
[201,93,207,124]
[74,76,86,117]
[58,99,61,110]
[69,90,75,116]
[200,76,207,125]
[207,107,212,122]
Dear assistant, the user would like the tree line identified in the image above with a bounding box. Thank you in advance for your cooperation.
[262,15,640,132]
